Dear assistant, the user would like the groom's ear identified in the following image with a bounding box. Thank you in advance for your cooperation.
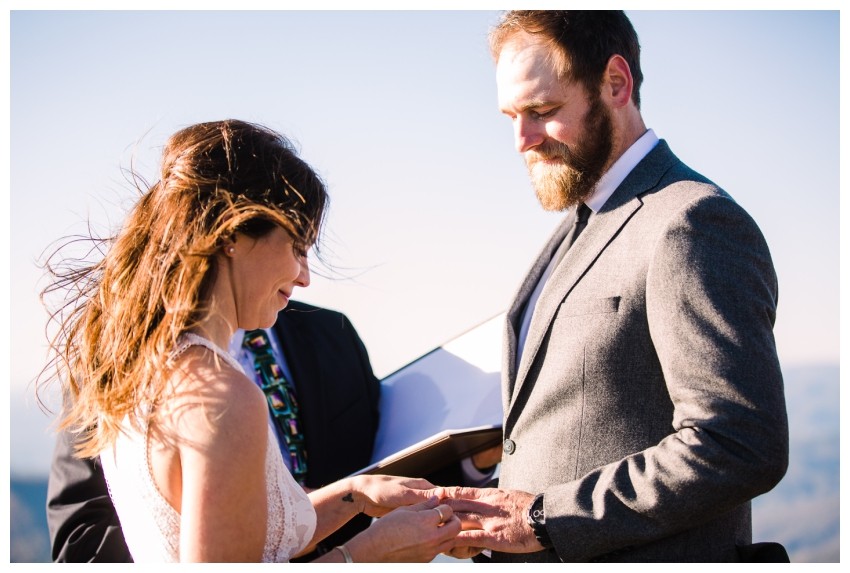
[601,54,634,109]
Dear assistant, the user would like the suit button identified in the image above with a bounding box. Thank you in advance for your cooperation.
[503,439,516,455]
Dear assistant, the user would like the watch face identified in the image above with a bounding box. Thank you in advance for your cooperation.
[531,506,545,523]
[529,494,545,524]
[528,495,553,549]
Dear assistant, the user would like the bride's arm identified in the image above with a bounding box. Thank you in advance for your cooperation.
[303,474,434,552]
[308,495,462,563]
[306,483,462,563]
[165,349,271,562]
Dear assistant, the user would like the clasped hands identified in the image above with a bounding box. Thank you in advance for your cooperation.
[357,474,543,559]
[431,485,544,559]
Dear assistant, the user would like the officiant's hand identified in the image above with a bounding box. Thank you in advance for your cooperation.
[350,474,435,517]
[472,445,503,471]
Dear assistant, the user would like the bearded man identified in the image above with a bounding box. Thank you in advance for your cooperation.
[439,11,789,562]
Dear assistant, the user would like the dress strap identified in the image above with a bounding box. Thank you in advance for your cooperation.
[172,332,246,375]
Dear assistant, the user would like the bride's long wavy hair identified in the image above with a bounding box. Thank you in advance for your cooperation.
[40,119,328,457]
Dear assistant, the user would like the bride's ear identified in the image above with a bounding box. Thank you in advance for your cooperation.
[221,233,239,257]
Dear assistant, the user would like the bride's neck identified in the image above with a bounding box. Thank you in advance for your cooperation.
[189,312,235,350]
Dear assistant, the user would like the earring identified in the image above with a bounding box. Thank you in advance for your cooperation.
[226,246,236,255]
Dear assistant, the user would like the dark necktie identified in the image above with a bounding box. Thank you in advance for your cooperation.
[242,329,308,485]
[516,203,593,361]
[552,202,592,268]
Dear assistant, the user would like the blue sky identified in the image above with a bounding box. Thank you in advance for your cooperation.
[6,8,841,484]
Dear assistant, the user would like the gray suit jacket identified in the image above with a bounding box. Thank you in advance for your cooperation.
[495,141,788,562]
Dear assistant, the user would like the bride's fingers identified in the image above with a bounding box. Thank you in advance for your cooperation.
[429,503,455,526]
[435,515,462,539]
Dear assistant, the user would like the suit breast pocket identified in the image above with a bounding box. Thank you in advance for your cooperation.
[558,296,621,317]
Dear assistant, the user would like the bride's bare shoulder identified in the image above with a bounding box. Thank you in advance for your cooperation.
[159,345,267,445]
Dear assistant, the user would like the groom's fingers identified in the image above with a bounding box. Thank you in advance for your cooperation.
[454,510,486,530]
[432,485,484,500]
[443,496,494,515]
[454,529,495,547]
[444,545,484,559]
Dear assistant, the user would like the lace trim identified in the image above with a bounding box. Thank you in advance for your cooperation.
[143,416,181,560]
[105,332,316,561]
[171,332,246,374]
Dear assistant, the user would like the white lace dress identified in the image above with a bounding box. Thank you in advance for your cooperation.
[99,333,317,562]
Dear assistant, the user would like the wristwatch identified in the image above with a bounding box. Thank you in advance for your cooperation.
[526,493,553,549]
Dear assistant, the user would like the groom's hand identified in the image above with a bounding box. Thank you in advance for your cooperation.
[443,545,485,559]
[434,486,544,554]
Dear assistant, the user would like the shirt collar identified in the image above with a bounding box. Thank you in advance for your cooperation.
[584,128,659,213]
[229,329,247,356]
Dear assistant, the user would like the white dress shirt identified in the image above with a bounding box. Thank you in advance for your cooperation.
[517,129,660,364]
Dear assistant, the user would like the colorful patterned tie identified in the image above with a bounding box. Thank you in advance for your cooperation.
[242,329,308,485]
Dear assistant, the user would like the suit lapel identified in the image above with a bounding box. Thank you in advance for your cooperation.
[502,218,572,409]
[506,140,677,415]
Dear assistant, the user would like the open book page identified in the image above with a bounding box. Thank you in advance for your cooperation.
[354,425,502,477]
[363,313,505,475]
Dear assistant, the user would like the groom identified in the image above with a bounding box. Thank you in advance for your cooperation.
[441,10,788,562]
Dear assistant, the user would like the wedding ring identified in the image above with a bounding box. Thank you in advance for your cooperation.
[434,506,446,524]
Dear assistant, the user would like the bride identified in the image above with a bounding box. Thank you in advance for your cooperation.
[41,119,459,562]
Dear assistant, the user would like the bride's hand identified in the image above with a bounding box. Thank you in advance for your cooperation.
[346,496,460,562]
[350,474,434,517]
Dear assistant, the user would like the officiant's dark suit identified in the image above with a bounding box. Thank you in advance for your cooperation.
[47,300,380,562]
